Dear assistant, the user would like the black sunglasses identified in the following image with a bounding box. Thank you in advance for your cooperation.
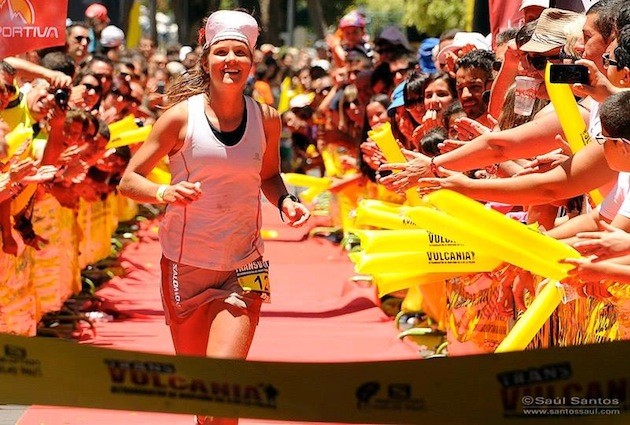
[391,65,413,75]
[82,83,102,93]
[75,35,91,44]
[93,73,113,81]
[2,84,17,96]
[602,53,620,69]
[526,54,560,71]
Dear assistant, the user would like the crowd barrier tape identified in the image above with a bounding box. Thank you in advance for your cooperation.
[1,193,137,335]
[544,64,603,205]
[0,333,627,423]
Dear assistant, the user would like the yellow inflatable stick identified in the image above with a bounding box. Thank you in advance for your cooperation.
[495,279,565,352]
[3,123,33,161]
[358,199,406,212]
[298,187,322,203]
[353,229,466,254]
[260,229,279,239]
[107,125,152,149]
[545,63,603,205]
[373,272,462,297]
[423,190,579,281]
[367,122,422,205]
[401,284,423,312]
[281,173,331,190]
[146,166,171,185]
[321,149,343,178]
[354,229,430,253]
[354,249,502,275]
[354,203,419,230]
[107,115,138,139]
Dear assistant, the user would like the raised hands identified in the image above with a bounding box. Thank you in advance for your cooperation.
[573,221,630,261]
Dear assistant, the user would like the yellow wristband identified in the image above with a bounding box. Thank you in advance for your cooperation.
[155,184,168,203]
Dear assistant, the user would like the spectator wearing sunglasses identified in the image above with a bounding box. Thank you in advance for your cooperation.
[73,71,103,112]
[83,55,114,96]
[66,23,91,69]
[519,9,585,96]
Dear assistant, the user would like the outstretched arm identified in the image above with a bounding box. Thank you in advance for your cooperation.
[418,141,616,205]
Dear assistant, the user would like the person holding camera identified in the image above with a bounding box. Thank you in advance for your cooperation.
[119,10,310,424]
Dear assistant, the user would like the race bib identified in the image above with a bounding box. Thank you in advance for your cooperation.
[235,259,270,302]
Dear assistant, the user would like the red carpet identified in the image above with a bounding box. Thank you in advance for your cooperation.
[17,201,419,424]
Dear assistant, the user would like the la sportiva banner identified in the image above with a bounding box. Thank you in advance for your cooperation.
[0,0,68,58]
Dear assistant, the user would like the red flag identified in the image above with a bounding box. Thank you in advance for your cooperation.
[488,0,523,47]
[0,0,68,58]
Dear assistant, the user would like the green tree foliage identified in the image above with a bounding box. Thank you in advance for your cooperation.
[403,0,467,36]
[355,0,467,37]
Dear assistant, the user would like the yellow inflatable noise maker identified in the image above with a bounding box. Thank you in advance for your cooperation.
[544,63,603,205]
[108,115,138,139]
[367,122,422,205]
[421,189,580,352]
[281,173,331,191]
[2,123,33,162]
[423,189,579,281]
[281,173,332,203]
[106,125,153,149]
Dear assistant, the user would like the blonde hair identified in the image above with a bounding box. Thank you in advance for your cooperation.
[564,14,587,57]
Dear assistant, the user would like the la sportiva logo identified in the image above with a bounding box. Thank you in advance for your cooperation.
[0,0,35,25]
[0,0,59,38]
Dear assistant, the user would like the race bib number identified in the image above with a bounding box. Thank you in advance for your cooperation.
[235,259,270,302]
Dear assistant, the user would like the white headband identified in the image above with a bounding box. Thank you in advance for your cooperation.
[204,10,259,52]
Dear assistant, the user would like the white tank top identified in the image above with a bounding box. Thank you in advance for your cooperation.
[159,94,266,270]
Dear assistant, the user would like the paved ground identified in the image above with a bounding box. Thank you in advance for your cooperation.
[0,405,27,425]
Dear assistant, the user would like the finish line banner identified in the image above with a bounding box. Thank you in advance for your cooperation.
[0,333,628,424]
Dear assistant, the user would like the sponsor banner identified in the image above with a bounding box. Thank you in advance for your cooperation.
[0,0,68,58]
[0,333,628,423]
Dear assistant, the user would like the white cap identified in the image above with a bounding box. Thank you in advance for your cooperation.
[204,10,259,52]
[519,0,550,11]
[166,61,186,76]
[289,93,315,109]
[179,45,193,61]
[436,32,490,65]
[100,25,125,48]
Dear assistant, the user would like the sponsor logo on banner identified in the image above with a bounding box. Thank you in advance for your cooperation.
[0,0,66,58]
[497,362,626,418]
[104,359,279,408]
[0,344,42,377]
[355,381,425,411]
